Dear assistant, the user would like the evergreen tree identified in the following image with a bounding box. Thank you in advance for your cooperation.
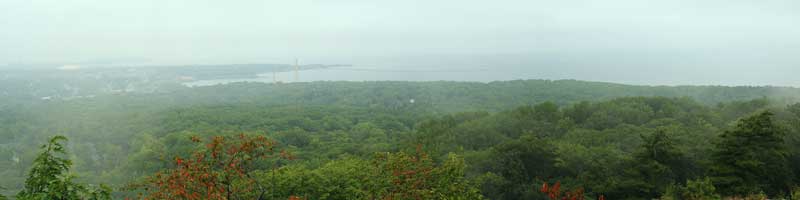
[620,129,689,198]
[711,111,793,196]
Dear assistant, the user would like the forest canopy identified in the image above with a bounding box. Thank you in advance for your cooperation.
[1,80,799,199]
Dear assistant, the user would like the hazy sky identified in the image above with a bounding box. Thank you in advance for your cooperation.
[1,0,798,85]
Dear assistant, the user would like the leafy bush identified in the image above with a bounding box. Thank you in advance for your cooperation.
[16,136,111,200]
[682,177,720,200]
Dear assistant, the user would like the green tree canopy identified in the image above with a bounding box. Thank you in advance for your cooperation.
[711,111,793,196]
[16,135,110,200]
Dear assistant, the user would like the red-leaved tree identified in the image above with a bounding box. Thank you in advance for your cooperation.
[133,134,293,200]
[374,145,435,200]
[539,181,589,200]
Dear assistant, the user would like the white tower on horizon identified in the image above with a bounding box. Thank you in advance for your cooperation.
[294,58,299,82]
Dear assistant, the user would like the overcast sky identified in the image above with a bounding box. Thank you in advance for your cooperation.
[1,0,798,85]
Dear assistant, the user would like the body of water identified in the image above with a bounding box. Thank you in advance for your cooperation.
[182,61,800,87]
[183,65,556,87]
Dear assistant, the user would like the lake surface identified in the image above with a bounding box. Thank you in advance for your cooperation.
[183,65,561,87]
[182,62,800,87]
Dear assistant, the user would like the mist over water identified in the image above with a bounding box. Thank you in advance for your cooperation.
[183,53,800,87]
[3,0,799,87]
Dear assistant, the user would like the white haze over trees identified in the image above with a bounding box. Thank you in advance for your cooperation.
[0,0,798,86]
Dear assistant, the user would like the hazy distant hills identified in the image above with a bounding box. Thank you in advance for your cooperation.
[35,79,792,114]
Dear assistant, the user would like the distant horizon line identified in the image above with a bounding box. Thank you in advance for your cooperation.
[2,62,797,88]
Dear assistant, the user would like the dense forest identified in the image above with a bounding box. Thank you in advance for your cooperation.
[2,80,800,199]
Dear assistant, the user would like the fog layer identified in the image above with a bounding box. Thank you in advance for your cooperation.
[1,0,798,86]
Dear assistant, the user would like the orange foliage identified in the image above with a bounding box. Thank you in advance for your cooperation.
[376,145,434,200]
[133,134,293,200]
[288,195,306,200]
[539,181,586,200]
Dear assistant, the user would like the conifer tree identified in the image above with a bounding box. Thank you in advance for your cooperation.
[711,111,793,196]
